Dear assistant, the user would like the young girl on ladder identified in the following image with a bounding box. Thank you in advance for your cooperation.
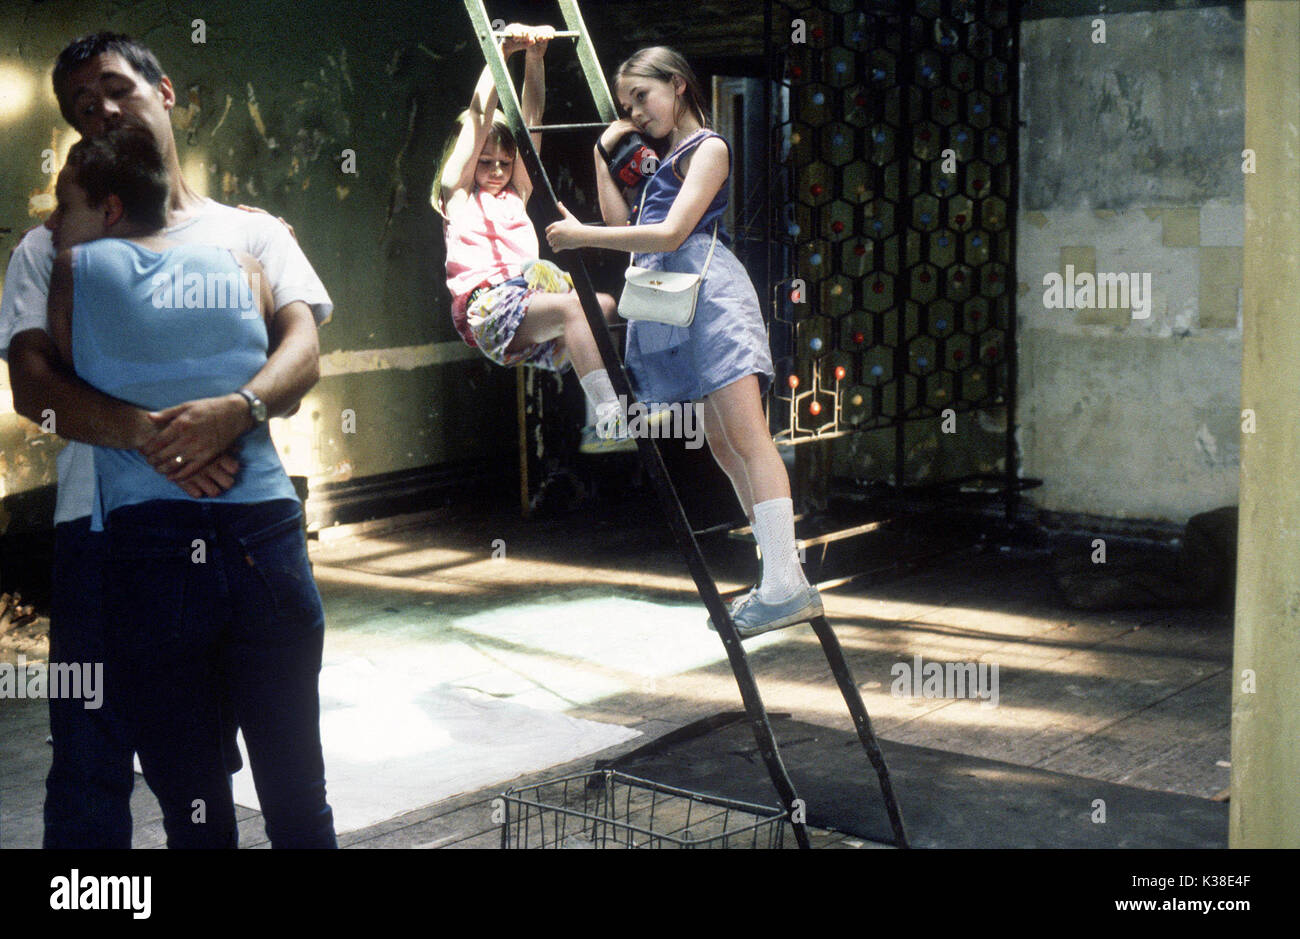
[546,46,821,637]
[435,23,625,446]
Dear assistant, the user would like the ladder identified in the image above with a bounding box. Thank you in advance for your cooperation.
[463,0,908,849]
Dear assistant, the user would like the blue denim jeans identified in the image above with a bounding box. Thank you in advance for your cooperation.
[102,498,336,849]
[43,519,134,849]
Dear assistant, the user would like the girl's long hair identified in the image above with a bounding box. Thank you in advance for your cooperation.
[432,108,517,218]
[614,46,710,132]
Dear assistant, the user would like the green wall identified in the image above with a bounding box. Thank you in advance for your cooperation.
[0,0,520,530]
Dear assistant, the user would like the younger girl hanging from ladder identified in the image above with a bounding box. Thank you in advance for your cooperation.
[546,46,821,637]
[434,23,624,446]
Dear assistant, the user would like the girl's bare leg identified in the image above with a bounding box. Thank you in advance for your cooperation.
[704,375,789,505]
[509,291,616,378]
[701,396,755,521]
[706,374,811,607]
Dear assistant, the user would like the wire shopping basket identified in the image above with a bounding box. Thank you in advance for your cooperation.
[500,769,790,848]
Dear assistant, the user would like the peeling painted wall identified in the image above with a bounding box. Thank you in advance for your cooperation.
[1017,5,1245,523]
[0,0,521,530]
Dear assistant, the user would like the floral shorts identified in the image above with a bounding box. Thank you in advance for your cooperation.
[466,259,573,371]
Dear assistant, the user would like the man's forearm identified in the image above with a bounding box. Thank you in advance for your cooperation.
[242,301,320,419]
[8,330,149,449]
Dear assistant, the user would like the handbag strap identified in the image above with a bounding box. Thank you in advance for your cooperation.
[631,178,721,277]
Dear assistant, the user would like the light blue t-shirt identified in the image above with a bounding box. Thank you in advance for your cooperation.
[71,238,297,528]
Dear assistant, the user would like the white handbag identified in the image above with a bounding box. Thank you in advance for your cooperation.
[618,182,719,328]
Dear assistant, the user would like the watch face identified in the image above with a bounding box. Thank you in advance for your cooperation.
[243,390,267,422]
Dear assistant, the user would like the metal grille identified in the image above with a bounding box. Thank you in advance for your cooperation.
[767,0,1019,485]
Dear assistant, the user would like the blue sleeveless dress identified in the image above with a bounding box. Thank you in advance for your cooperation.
[624,130,775,404]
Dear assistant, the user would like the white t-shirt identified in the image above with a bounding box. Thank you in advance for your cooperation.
[0,199,333,524]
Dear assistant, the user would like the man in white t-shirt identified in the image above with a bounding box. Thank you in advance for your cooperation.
[0,32,333,848]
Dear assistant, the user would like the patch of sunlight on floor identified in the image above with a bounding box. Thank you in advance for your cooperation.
[317,591,781,713]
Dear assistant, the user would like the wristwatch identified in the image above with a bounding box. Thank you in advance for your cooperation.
[237,388,268,424]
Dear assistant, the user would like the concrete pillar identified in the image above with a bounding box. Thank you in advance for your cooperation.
[1231,0,1300,848]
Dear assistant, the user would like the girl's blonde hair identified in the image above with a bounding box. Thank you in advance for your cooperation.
[432,108,518,218]
[614,47,710,130]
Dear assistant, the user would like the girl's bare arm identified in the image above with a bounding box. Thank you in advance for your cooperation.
[550,136,730,254]
[592,119,641,227]
[513,26,554,204]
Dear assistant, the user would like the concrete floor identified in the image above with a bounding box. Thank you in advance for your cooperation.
[0,497,1232,848]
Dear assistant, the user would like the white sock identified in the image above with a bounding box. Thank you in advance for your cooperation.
[579,369,619,416]
[579,370,626,437]
[752,497,807,603]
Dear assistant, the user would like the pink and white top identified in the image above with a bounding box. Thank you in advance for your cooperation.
[444,187,539,341]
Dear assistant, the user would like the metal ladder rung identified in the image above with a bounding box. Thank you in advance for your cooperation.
[491,29,582,38]
[526,122,610,132]
[726,513,811,539]
[797,520,887,550]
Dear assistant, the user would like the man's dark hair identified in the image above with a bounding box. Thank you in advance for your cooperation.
[52,32,164,128]
[66,125,169,231]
